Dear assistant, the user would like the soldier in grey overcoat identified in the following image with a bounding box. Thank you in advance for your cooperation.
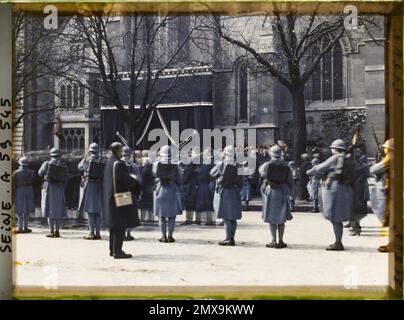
[38,148,67,238]
[350,154,370,236]
[306,139,353,251]
[195,148,216,226]
[370,138,393,253]
[306,158,321,212]
[14,157,36,233]
[180,152,199,225]
[78,143,103,240]
[153,145,183,243]
[210,145,243,246]
[259,145,294,249]
[121,146,142,241]
[103,142,141,259]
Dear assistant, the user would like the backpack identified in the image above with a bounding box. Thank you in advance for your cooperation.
[335,154,356,185]
[266,162,289,185]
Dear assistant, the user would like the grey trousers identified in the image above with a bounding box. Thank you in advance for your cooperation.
[223,219,237,240]
[160,217,176,238]
[87,212,101,235]
[17,213,30,230]
[48,218,60,232]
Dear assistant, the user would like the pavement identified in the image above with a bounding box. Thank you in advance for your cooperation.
[14,204,389,299]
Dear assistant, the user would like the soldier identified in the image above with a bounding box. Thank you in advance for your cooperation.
[139,155,155,223]
[38,148,67,238]
[306,158,321,213]
[370,138,393,252]
[121,146,142,241]
[350,154,370,236]
[195,148,216,226]
[103,142,141,259]
[180,151,199,225]
[210,145,243,246]
[288,161,300,212]
[307,139,353,251]
[259,145,294,249]
[299,153,312,201]
[153,145,183,243]
[240,148,253,211]
[14,157,36,234]
[78,143,104,240]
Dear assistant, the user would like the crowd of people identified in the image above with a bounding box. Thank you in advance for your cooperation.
[13,137,393,258]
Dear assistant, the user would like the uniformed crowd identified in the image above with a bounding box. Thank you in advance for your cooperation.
[13,137,393,259]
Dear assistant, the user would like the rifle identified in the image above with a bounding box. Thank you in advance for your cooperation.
[116,131,129,147]
[371,126,383,155]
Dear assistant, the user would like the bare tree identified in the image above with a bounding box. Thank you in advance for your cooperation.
[207,9,383,161]
[53,12,205,147]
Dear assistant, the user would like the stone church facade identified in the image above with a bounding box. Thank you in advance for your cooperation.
[17,15,386,157]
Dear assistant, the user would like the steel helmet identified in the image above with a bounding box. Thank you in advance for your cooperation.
[18,157,29,166]
[269,145,281,158]
[382,138,394,151]
[122,146,132,156]
[329,139,347,151]
[159,145,171,159]
[89,143,99,153]
[49,148,61,157]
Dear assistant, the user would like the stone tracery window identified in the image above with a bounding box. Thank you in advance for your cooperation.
[311,38,344,101]
[60,128,85,153]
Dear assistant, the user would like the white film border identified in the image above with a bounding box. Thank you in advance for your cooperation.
[0,4,13,300]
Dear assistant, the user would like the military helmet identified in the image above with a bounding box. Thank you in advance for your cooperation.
[311,158,320,165]
[329,139,347,151]
[223,145,234,158]
[288,161,295,166]
[141,150,148,157]
[159,145,171,159]
[134,150,141,157]
[18,157,29,166]
[382,138,394,151]
[89,143,99,153]
[301,153,310,161]
[122,146,132,156]
[269,145,282,158]
[49,148,61,157]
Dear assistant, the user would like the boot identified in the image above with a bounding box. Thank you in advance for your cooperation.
[266,241,277,248]
[14,229,25,234]
[46,232,55,238]
[219,239,235,246]
[124,235,135,241]
[54,230,61,238]
[114,252,132,259]
[277,241,288,249]
[167,236,176,243]
[326,242,344,251]
[83,233,95,240]
[159,237,168,243]
[377,243,391,253]
[93,234,101,240]
[23,228,32,233]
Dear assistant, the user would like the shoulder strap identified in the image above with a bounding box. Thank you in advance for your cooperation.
[113,161,118,194]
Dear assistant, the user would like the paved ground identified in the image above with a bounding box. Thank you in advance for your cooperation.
[14,205,389,297]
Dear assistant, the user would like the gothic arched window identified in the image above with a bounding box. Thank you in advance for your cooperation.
[60,85,66,108]
[311,38,344,101]
[238,64,248,122]
[66,85,72,107]
[73,84,79,107]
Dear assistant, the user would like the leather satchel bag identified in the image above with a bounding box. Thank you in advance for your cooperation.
[113,161,133,207]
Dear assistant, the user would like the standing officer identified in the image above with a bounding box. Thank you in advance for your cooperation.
[153,145,183,243]
[299,153,311,201]
[78,143,104,240]
[350,154,370,236]
[210,145,243,246]
[370,138,393,252]
[195,147,216,226]
[306,158,321,213]
[259,145,294,249]
[307,139,353,251]
[14,157,36,234]
[103,142,141,259]
[121,146,142,241]
[288,161,300,212]
[38,148,67,238]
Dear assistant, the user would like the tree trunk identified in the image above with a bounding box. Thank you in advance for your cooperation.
[291,86,307,164]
